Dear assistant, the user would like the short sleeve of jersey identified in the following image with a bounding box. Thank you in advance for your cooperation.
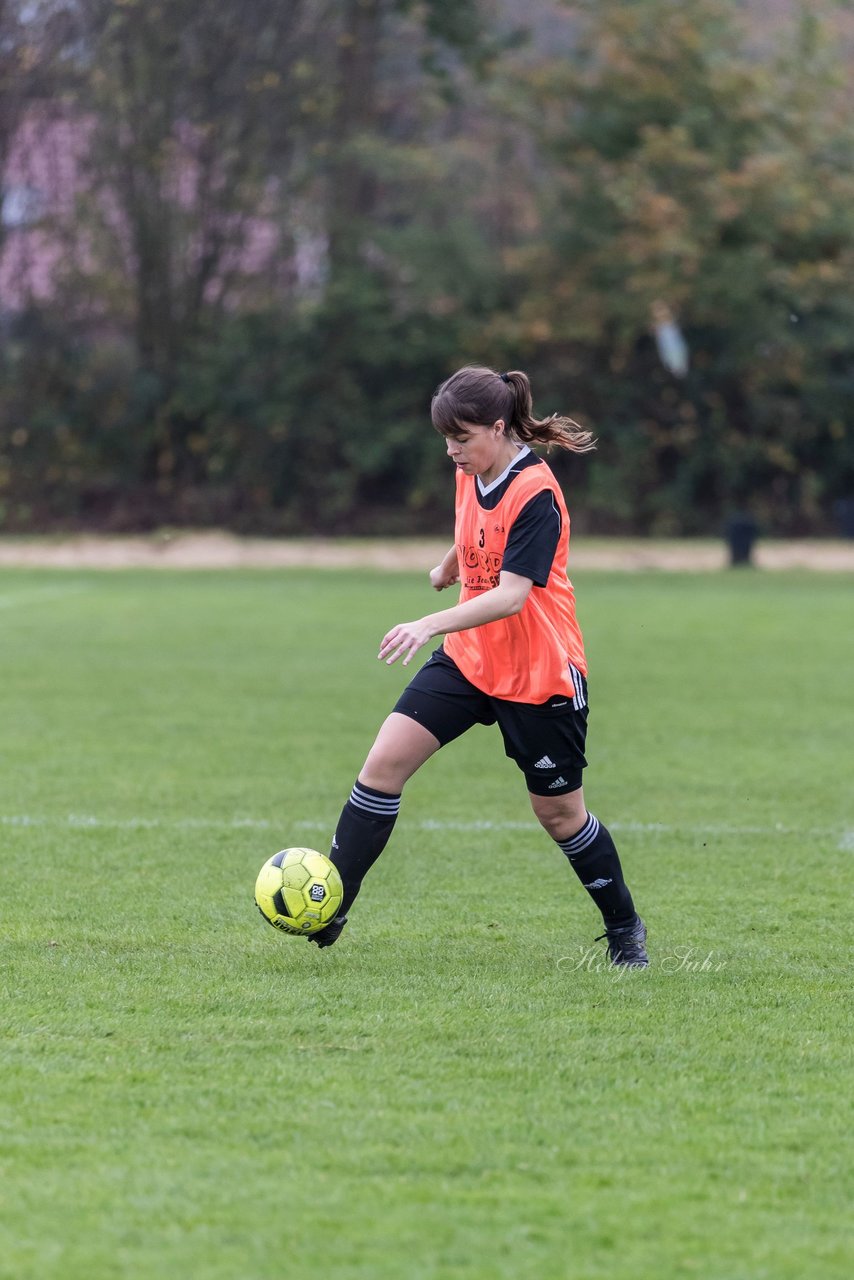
[501,490,562,587]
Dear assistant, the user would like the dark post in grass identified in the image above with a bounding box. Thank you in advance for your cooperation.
[725,513,759,567]
[833,497,854,539]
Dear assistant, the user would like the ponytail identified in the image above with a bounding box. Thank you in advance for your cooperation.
[500,369,596,454]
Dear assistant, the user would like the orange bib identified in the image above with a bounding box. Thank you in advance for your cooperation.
[444,460,587,703]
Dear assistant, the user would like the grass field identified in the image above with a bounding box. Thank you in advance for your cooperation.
[1,564,851,1279]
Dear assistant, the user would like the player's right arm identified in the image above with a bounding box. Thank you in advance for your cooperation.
[378,570,533,667]
[429,545,459,591]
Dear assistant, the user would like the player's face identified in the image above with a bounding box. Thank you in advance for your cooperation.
[445,420,508,480]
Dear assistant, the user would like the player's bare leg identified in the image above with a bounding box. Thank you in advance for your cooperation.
[359,712,442,793]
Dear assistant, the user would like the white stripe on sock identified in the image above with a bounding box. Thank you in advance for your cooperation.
[559,813,600,855]
[349,785,401,817]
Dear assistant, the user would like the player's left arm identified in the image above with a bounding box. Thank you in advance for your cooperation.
[429,545,460,591]
[378,570,533,666]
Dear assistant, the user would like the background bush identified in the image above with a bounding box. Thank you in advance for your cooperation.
[1,0,852,535]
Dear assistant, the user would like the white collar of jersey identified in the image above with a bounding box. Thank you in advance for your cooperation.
[476,445,531,498]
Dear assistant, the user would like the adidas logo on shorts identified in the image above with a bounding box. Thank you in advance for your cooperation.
[548,775,568,789]
[534,755,557,769]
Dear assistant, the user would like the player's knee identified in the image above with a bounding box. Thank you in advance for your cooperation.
[360,742,415,793]
[530,791,587,841]
[360,764,401,794]
[535,809,571,841]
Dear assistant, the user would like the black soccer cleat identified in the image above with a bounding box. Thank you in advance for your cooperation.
[596,916,649,968]
[308,915,348,949]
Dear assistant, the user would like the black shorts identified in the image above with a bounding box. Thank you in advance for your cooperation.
[393,647,589,795]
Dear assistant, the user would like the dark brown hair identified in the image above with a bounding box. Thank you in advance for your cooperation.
[431,365,596,453]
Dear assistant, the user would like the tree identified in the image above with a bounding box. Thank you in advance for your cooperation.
[509,0,854,533]
[325,0,486,284]
[72,1,319,370]
[1,1,78,255]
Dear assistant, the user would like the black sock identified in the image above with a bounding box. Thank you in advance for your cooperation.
[556,813,636,930]
[329,780,401,915]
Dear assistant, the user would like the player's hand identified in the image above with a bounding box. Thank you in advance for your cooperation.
[378,619,434,666]
[429,563,459,591]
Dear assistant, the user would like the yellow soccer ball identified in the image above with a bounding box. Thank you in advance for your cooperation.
[254,847,344,936]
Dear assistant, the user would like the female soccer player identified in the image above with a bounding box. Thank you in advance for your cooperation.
[313,366,648,967]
